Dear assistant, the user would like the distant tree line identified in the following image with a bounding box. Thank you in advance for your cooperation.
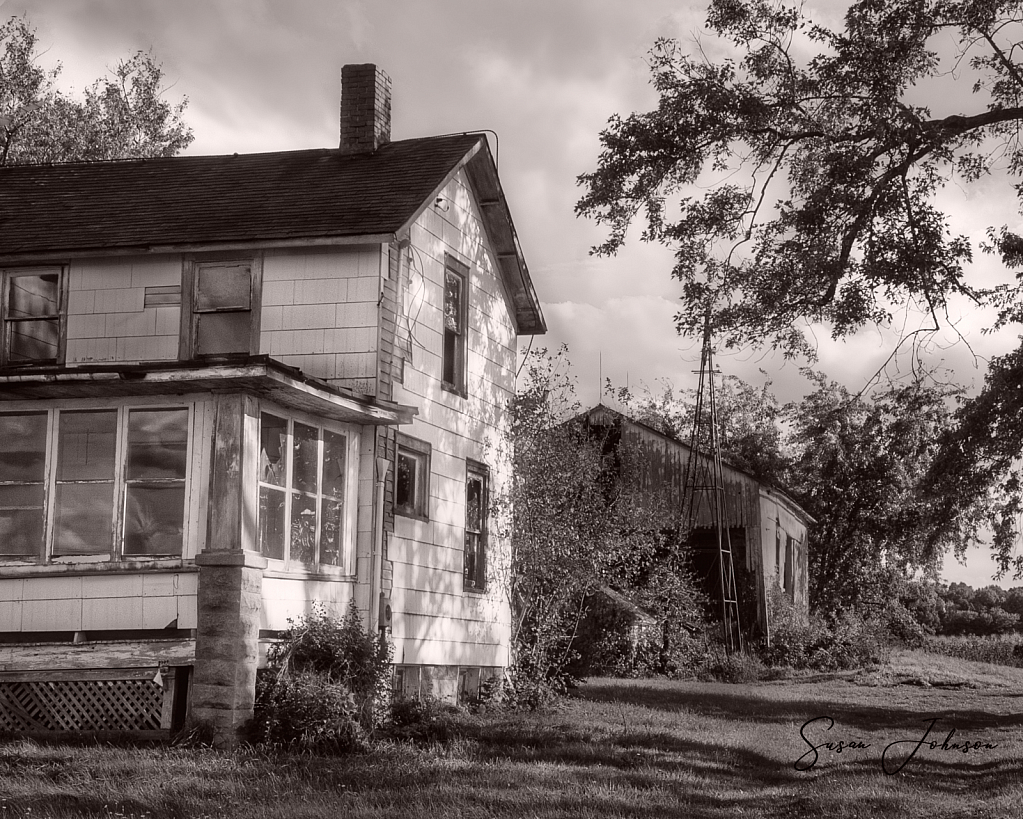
[900,579,1023,638]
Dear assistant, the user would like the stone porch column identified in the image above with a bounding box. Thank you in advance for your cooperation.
[189,393,265,747]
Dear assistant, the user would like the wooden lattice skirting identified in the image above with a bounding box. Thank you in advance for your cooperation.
[0,667,182,737]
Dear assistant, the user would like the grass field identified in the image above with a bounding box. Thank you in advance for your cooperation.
[1,650,1021,818]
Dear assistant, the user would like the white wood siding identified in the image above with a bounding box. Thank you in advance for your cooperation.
[260,245,384,394]
[66,256,181,364]
[390,169,518,667]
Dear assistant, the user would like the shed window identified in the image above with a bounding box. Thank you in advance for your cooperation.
[258,412,354,571]
[442,257,468,395]
[395,434,430,520]
[464,460,488,591]
[0,405,190,563]
[2,267,63,366]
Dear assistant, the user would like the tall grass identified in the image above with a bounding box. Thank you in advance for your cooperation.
[923,633,1023,667]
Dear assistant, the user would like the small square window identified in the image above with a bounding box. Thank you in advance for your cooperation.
[395,433,430,520]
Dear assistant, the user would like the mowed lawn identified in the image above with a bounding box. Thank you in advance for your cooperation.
[1,651,1022,818]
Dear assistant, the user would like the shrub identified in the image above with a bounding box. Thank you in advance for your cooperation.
[385,695,463,743]
[252,600,392,753]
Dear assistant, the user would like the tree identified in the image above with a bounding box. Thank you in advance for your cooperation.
[577,0,1023,568]
[0,16,192,165]
[786,373,964,613]
[578,0,1023,353]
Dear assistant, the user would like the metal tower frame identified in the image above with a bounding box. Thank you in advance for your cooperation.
[681,316,743,654]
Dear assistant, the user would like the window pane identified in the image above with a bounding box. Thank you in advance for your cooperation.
[195,264,251,311]
[8,274,58,318]
[466,475,483,533]
[53,483,114,554]
[322,431,346,499]
[464,532,479,586]
[292,423,318,494]
[259,414,288,487]
[57,411,116,481]
[0,484,44,557]
[0,413,47,482]
[396,451,417,510]
[320,497,343,567]
[127,409,189,480]
[196,311,251,355]
[443,271,462,334]
[124,484,185,556]
[290,492,316,564]
[8,319,59,362]
[259,486,286,560]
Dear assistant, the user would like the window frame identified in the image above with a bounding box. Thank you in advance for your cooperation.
[441,255,469,397]
[0,401,193,565]
[394,433,431,521]
[0,265,67,368]
[463,458,489,592]
[179,253,262,360]
[256,404,359,575]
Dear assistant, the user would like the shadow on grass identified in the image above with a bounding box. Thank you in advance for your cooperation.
[577,679,1023,733]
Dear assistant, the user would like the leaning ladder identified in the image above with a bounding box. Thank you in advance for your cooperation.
[681,316,743,654]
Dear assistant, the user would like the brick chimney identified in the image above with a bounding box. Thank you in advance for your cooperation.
[340,64,391,154]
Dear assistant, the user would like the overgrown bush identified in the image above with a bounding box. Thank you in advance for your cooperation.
[385,695,463,743]
[252,600,391,753]
[759,586,887,672]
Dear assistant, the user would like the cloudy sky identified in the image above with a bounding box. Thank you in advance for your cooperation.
[5,0,1019,588]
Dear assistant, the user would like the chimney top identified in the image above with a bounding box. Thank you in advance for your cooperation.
[340,64,391,154]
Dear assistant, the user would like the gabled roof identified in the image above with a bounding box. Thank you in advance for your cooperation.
[0,134,546,334]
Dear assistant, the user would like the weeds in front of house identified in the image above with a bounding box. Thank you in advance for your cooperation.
[251,600,391,754]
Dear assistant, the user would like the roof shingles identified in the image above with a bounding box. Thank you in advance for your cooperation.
[0,134,482,254]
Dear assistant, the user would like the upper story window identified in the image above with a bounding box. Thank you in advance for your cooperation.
[463,459,488,592]
[258,410,356,573]
[1,267,64,366]
[442,256,468,395]
[395,433,430,520]
[0,404,190,562]
[181,256,261,359]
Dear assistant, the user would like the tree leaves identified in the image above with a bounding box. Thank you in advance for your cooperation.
[0,16,192,165]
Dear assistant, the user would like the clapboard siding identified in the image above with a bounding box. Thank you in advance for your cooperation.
[390,170,517,666]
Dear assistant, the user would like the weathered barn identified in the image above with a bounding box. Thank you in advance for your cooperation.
[582,405,811,636]
[0,64,544,744]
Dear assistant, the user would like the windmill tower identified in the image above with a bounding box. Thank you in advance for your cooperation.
[681,315,743,654]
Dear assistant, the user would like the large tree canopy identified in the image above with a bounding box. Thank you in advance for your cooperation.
[0,16,192,164]
[577,0,1023,354]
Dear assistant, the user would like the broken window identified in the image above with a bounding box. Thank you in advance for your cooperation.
[464,460,488,591]
[258,411,355,571]
[189,259,257,357]
[395,434,430,520]
[3,267,63,365]
[442,257,468,394]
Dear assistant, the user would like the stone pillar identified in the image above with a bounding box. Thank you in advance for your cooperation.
[191,551,265,746]
[189,393,265,747]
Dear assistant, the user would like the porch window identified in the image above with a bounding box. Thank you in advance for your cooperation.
[2,267,64,366]
[0,405,190,562]
[258,412,354,571]
[463,459,488,591]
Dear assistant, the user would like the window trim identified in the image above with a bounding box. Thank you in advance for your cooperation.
[394,433,431,521]
[0,401,193,565]
[179,253,262,360]
[256,403,359,576]
[441,255,468,397]
[0,265,68,368]
[463,458,488,593]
